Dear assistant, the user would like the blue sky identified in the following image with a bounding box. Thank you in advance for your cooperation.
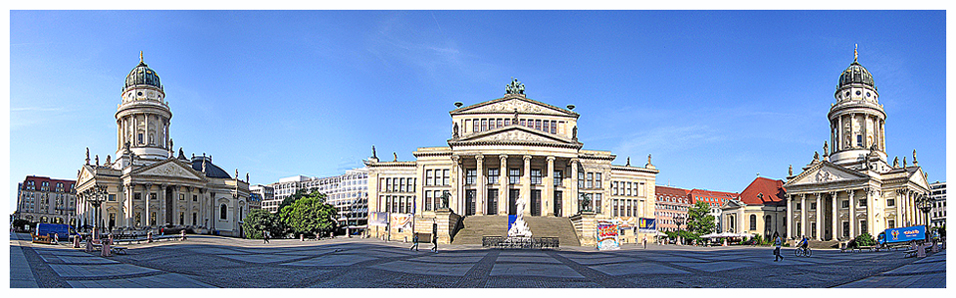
[8,10,946,211]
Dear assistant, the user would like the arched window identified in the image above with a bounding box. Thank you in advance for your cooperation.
[220,204,227,220]
[750,214,757,230]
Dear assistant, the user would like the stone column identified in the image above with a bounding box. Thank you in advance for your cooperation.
[786,194,793,239]
[865,189,873,235]
[144,184,151,227]
[144,113,149,145]
[164,120,170,150]
[124,184,133,227]
[499,155,509,215]
[815,193,822,240]
[831,191,838,240]
[838,115,843,150]
[475,155,485,215]
[160,184,168,226]
[570,159,580,216]
[132,115,138,145]
[800,194,807,238]
[522,155,532,217]
[849,189,856,238]
[450,155,460,213]
[545,156,555,217]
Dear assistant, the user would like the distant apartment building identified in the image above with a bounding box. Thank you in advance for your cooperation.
[266,167,369,234]
[15,176,77,225]
[930,181,946,228]
[655,186,691,232]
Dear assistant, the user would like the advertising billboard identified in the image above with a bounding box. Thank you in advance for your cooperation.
[638,218,656,233]
[597,220,620,250]
[368,212,388,227]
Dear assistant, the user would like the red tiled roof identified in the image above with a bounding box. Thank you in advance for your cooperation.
[22,175,76,193]
[738,177,786,206]
[655,185,689,197]
[688,189,738,205]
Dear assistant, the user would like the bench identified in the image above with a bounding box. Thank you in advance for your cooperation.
[90,243,128,255]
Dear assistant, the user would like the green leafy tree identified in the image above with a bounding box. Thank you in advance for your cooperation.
[854,232,876,247]
[686,201,716,238]
[242,209,281,239]
[279,191,338,238]
[278,188,317,211]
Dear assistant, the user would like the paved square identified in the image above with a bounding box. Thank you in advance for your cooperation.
[371,260,476,276]
[589,261,691,276]
[490,263,585,278]
[280,254,376,267]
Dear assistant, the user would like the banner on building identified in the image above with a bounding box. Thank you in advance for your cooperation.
[390,213,413,230]
[597,220,620,250]
[612,217,637,228]
[368,212,388,226]
[638,218,656,233]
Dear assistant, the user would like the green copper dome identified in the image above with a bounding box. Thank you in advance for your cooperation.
[837,61,875,90]
[124,53,163,91]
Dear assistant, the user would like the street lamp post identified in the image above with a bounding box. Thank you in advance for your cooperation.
[917,195,933,239]
[82,185,108,241]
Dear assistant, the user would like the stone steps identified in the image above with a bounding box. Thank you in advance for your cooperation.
[450,215,581,246]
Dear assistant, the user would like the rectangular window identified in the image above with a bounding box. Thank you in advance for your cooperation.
[466,169,477,185]
[443,169,450,186]
[488,168,499,184]
[810,202,817,211]
[594,193,602,213]
[554,170,562,187]
[857,135,863,147]
[859,199,867,207]
[842,222,850,237]
[193,195,197,202]
[535,119,541,130]
[586,173,593,188]
[179,194,185,201]
[520,119,526,127]
[638,182,645,197]
[434,190,442,209]
[841,200,849,209]
[411,178,416,192]
[489,119,496,130]
[626,182,632,196]
[481,119,487,132]
[425,191,432,211]
[426,170,433,186]
[504,118,511,126]
[796,203,802,210]
[551,120,557,134]
[400,178,407,192]
[509,168,521,184]
[108,194,116,201]
[888,219,895,229]
[497,119,503,128]
[595,173,602,188]
[531,169,542,185]
[613,199,619,216]
[473,119,478,133]
[612,182,618,195]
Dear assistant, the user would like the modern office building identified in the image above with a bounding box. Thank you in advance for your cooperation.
[14,176,77,225]
[250,184,275,212]
[929,181,945,228]
[783,49,930,241]
[264,168,369,234]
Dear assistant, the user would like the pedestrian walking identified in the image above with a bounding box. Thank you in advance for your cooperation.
[430,233,438,253]
[642,235,648,249]
[773,232,784,262]
[263,230,270,244]
[410,233,420,251]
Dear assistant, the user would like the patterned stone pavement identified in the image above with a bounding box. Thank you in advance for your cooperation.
[9,232,946,288]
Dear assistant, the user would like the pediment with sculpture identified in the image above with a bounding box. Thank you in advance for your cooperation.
[453,96,574,117]
[785,162,867,187]
[132,160,206,181]
[450,125,579,147]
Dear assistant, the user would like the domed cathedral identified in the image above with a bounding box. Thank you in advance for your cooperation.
[783,46,930,243]
[74,53,252,237]
[365,79,659,246]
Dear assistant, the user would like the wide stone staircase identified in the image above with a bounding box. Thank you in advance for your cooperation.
[450,215,581,246]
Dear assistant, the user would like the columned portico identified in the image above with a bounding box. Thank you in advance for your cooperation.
[815,193,822,240]
[475,155,485,215]
[499,155,508,215]
[545,156,555,216]
[522,155,532,217]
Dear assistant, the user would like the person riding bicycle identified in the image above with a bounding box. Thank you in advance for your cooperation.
[800,235,809,249]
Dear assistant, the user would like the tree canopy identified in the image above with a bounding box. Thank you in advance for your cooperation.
[242,209,283,239]
[686,201,716,237]
[279,191,338,237]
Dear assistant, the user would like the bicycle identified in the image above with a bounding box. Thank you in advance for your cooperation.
[794,246,812,257]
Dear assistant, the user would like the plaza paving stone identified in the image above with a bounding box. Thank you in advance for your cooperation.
[9,232,946,288]
[589,261,691,276]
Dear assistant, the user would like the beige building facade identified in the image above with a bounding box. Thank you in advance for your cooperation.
[365,80,658,245]
[74,54,251,236]
[783,51,930,241]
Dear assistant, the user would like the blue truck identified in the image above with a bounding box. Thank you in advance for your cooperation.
[877,225,926,248]
[34,223,74,242]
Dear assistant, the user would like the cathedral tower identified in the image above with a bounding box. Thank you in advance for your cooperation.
[827,46,887,167]
[115,52,172,161]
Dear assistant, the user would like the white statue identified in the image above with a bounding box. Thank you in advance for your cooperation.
[507,195,533,237]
